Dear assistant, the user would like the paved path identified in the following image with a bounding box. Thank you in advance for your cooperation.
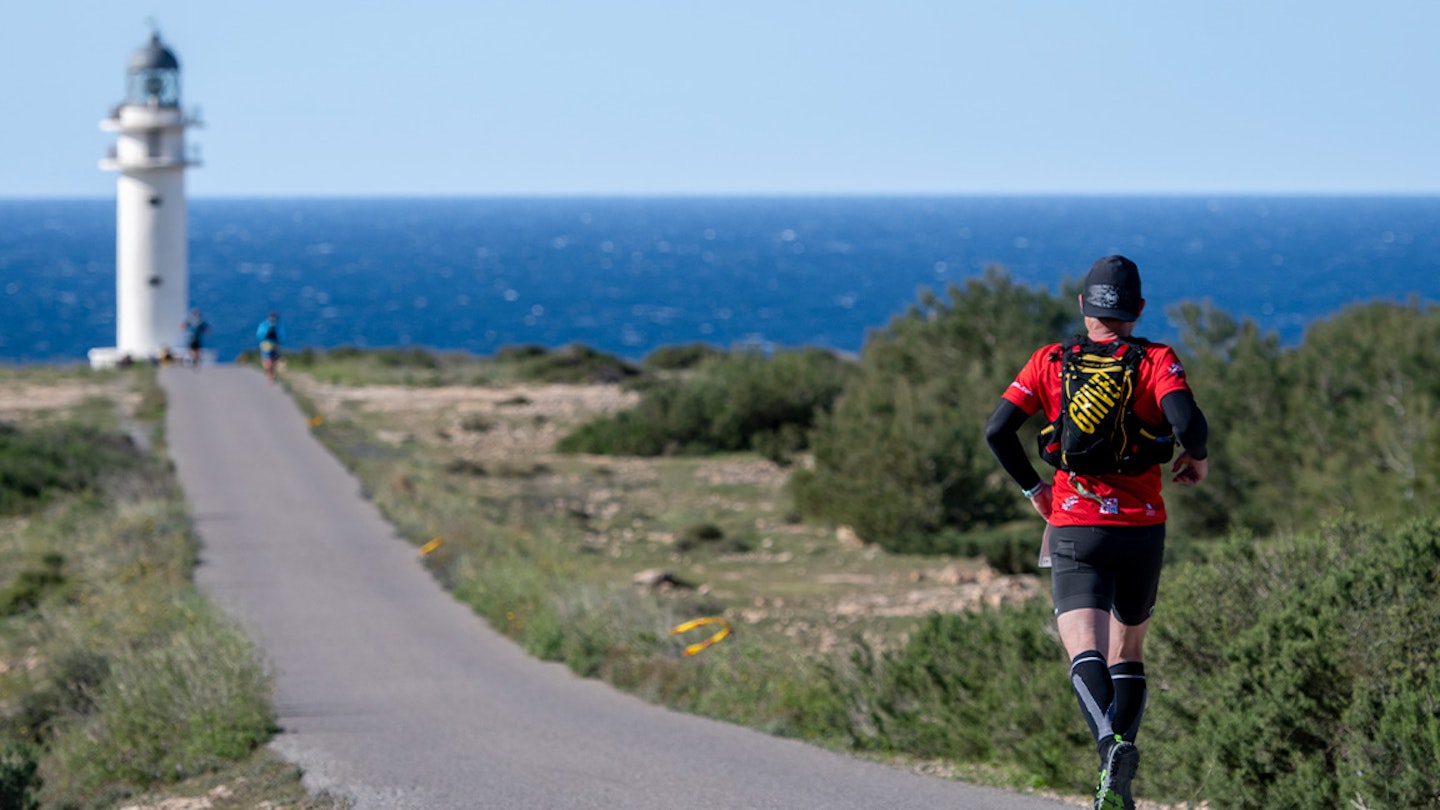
[162,365,1075,810]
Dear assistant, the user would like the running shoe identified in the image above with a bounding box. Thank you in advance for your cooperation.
[1094,738,1139,810]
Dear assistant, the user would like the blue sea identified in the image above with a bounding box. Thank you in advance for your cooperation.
[2,196,1437,364]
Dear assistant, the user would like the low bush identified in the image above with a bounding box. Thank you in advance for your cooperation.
[867,523,1044,574]
[832,599,1087,788]
[675,523,751,554]
[1145,518,1440,809]
[505,344,640,384]
[0,553,67,616]
[0,739,39,810]
[643,343,724,370]
[39,597,275,803]
[494,344,549,364]
[0,422,137,515]
[556,408,669,456]
[558,348,849,461]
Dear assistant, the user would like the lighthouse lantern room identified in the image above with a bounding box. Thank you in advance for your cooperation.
[89,29,201,368]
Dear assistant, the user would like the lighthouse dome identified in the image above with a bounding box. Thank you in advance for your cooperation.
[129,33,180,72]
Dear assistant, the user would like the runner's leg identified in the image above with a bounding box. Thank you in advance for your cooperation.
[1109,658,1147,742]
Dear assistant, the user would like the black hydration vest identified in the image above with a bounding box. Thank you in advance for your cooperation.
[1036,335,1175,475]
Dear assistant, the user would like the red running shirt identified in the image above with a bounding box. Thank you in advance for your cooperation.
[1001,339,1192,527]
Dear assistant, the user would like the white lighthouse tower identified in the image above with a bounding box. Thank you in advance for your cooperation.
[89,30,201,368]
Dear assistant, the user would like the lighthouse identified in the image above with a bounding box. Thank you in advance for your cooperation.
[90,30,201,368]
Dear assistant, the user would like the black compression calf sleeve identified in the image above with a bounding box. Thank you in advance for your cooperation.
[1069,650,1114,752]
[1109,660,1147,742]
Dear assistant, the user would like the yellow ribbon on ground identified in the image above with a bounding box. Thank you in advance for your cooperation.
[669,616,731,657]
[419,537,444,557]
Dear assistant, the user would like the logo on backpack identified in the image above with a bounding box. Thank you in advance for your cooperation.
[1037,336,1174,475]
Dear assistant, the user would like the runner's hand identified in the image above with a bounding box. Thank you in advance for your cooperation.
[1172,452,1209,485]
[1028,484,1053,519]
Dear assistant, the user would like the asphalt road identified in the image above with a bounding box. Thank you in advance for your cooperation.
[162,365,1076,810]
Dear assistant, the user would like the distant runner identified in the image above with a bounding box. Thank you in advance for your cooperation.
[256,311,286,383]
[984,255,1210,810]
[182,308,210,370]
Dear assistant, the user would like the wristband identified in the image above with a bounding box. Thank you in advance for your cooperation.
[1022,482,1048,499]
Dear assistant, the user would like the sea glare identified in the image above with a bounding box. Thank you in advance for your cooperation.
[2,196,1437,363]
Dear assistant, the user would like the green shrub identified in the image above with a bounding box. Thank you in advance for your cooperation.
[494,344,550,363]
[890,524,1043,574]
[7,647,110,749]
[675,522,751,554]
[0,739,39,810]
[677,522,724,547]
[1341,667,1440,809]
[39,597,275,802]
[558,348,850,460]
[751,422,807,465]
[445,458,489,477]
[1166,299,1440,539]
[1145,518,1440,809]
[503,344,641,384]
[0,553,67,616]
[794,269,1076,549]
[644,343,725,370]
[1279,302,1440,528]
[557,408,669,456]
[0,423,137,515]
[833,599,1087,788]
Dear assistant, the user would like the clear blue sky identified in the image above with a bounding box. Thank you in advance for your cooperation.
[5,1,1438,198]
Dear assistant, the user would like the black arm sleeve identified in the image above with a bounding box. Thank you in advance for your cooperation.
[1161,390,1209,460]
[984,400,1044,491]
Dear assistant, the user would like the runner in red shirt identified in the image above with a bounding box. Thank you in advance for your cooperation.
[985,255,1210,810]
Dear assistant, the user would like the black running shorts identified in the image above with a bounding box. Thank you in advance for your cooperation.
[1049,523,1166,625]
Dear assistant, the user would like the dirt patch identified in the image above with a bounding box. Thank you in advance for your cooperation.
[306,380,639,463]
[0,379,139,416]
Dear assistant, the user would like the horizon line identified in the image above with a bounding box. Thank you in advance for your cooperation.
[6,190,1440,202]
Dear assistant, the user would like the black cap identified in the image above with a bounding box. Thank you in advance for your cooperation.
[1082,255,1143,322]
